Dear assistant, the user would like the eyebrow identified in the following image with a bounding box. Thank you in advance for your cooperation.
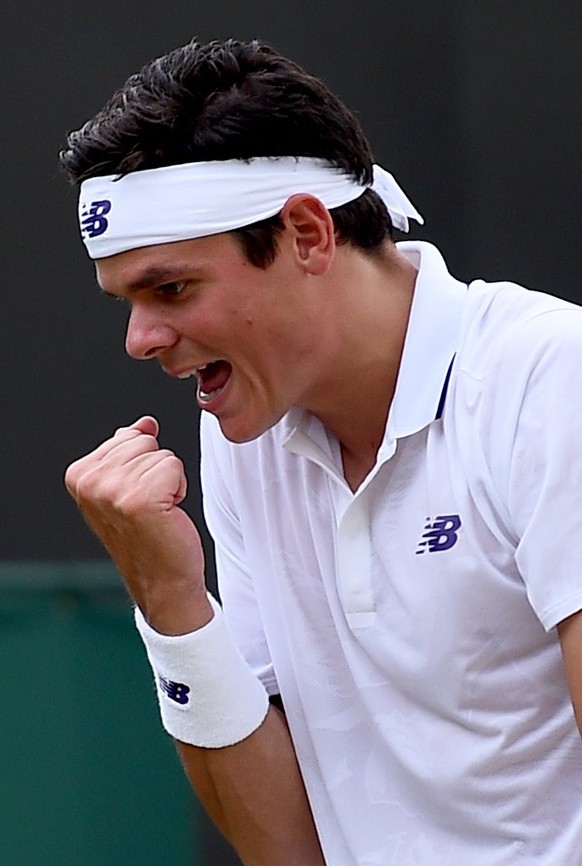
[126,265,189,291]
[99,264,192,297]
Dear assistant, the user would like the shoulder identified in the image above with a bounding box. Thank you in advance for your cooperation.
[444,281,582,559]
[457,279,582,384]
[448,280,582,495]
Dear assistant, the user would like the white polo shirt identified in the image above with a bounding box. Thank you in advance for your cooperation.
[200,241,582,866]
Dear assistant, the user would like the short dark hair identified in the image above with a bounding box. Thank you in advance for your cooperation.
[60,38,393,266]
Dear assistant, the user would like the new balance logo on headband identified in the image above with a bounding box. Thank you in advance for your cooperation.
[416,514,462,554]
[80,200,111,238]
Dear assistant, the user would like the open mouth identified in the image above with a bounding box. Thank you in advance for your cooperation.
[196,360,233,404]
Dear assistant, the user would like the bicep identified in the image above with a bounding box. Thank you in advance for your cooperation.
[558,609,582,736]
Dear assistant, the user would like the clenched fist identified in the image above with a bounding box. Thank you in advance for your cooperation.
[65,416,212,634]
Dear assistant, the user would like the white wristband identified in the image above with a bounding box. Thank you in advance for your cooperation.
[134,595,270,748]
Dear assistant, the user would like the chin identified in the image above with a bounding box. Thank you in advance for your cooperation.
[216,412,281,445]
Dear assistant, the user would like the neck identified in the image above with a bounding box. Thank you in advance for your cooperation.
[304,244,417,490]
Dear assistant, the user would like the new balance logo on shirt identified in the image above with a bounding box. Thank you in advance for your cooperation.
[416,514,462,554]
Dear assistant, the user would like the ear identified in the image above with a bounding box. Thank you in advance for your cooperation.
[280,194,336,276]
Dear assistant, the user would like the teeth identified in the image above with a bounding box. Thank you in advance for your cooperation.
[178,363,208,380]
[198,386,224,403]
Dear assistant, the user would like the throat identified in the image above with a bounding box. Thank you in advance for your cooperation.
[340,443,379,492]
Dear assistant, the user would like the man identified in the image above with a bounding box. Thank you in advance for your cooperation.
[62,38,582,865]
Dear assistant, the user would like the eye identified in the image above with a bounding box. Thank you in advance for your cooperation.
[154,280,187,299]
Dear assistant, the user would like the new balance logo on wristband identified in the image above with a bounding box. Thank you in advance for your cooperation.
[416,514,462,554]
[159,675,191,705]
[80,200,111,238]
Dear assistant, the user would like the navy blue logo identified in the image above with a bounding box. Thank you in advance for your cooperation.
[159,675,191,705]
[416,514,462,554]
[80,199,111,238]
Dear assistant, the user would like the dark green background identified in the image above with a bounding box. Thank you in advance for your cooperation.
[0,563,201,864]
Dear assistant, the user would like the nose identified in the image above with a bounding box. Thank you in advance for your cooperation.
[125,305,178,360]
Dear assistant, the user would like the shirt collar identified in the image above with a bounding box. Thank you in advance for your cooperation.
[385,240,467,441]
[282,241,467,452]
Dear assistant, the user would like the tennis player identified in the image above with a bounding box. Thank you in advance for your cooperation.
[62,39,582,865]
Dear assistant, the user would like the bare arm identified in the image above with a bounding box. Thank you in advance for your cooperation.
[177,705,324,866]
[64,417,325,866]
[558,609,582,738]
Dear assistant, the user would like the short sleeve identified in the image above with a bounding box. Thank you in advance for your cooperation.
[199,413,279,695]
[497,311,582,629]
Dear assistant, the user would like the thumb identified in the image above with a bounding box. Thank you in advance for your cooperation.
[131,415,160,438]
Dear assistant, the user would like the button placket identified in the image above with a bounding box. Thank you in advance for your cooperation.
[335,489,375,628]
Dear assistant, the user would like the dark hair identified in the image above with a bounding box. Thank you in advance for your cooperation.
[60,39,393,266]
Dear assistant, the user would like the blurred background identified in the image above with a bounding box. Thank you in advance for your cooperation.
[2,1,580,863]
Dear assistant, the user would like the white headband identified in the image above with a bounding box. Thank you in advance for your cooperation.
[78,157,424,259]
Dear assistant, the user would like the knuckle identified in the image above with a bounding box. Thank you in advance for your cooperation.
[74,470,122,509]
[73,471,101,503]
[162,452,186,476]
[113,423,134,436]
[64,456,93,496]
[63,463,78,493]
[158,448,178,461]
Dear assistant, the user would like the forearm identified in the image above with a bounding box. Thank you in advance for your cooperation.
[136,595,325,864]
[64,421,322,860]
[176,705,326,866]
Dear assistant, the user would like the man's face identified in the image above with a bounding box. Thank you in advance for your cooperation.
[96,231,326,442]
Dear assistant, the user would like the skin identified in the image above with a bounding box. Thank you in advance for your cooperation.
[96,196,417,471]
[558,613,582,738]
[65,195,582,864]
